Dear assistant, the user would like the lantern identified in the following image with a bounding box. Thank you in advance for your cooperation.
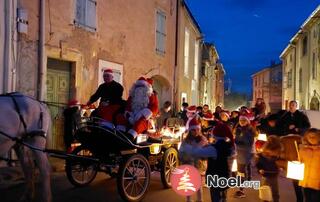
[286,161,304,180]
[231,159,237,172]
[150,144,161,154]
[257,133,267,141]
[259,185,273,201]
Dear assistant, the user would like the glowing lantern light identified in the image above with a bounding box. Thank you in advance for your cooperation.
[231,159,237,172]
[286,161,304,180]
[257,133,267,141]
[259,185,273,201]
[150,144,161,154]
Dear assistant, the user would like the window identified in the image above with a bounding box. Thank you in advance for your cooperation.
[184,28,190,77]
[290,54,292,62]
[312,52,317,79]
[194,41,199,80]
[255,78,257,87]
[302,36,308,56]
[287,69,292,88]
[299,68,302,92]
[75,0,97,32]
[156,10,166,54]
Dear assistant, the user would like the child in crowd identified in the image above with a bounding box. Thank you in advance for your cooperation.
[233,115,257,198]
[179,122,233,202]
[256,135,282,202]
[299,128,320,202]
[179,117,208,202]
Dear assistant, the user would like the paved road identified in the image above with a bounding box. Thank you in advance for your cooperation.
[0,166,296,202]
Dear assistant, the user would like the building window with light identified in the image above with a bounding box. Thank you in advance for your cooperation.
[74,0,97,32]
[184,28,190,77]
[156,10,166,55]
[299,68,302,92]
[302,36,308,56]
[194,41,199,81]
[287,69,292,88]
[312,52,317,79]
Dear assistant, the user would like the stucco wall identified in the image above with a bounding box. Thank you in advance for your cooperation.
[17,0,177,103]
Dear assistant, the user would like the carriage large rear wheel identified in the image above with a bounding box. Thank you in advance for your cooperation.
[65,145,98,187]
[117,154,150,202]
[160,148,179,188]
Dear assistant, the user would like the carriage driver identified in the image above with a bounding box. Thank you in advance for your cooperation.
[87,69,127,131]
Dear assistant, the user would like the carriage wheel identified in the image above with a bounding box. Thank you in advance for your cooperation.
[160,148,179,188]
[117,154,150,202]
[66,145,98,187]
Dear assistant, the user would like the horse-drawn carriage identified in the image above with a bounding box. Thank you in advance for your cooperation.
[0,93,184,202]
[65,116,184,201]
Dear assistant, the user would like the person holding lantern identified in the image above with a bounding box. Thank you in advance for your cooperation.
[256,135,282,202]
[298,128,320,202]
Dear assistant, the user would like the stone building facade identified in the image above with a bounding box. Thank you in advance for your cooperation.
[252,63,282,113]
[280,5,320,110]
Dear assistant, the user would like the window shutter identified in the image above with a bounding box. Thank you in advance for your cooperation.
[86,0,97,30]
[76,0,86,25]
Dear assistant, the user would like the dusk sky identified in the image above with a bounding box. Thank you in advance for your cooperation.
[186,0,320,94]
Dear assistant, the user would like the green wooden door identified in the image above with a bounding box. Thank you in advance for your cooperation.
[46,59,71,150]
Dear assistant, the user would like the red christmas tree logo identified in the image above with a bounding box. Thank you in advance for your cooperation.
[170,165,201,196]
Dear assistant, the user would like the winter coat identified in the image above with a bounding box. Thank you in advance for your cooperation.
[179,135,208,175]
[206,138,232,190]
[279,110,311,135]
[299,145,320,190]
[256,153,279,177]
[234,125,256,165]
[89,81,124,105]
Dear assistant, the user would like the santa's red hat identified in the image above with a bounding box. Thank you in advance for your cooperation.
[220,111,230,119]
[203,113,214,120]
[103,68,113,75]
[136,76,151,87]
[187,105,197,113]
[146,78,153,86]
[188,118,201,131]
[212,122,234,144]
[239,115,250,123]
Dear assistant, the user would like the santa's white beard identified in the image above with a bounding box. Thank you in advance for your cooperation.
[131,85,152,114]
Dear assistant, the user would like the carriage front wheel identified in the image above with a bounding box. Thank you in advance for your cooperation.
[117,154,150,202]
[160,148,179,188]
[65,145,98,187]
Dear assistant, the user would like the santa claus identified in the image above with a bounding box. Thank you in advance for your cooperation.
[125,77,159,142]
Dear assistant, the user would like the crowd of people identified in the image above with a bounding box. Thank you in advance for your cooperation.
[64,69,320,202]
[176,99,319,202]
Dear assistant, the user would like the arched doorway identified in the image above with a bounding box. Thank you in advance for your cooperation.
[150,75,172,109]
[310,96,320,110]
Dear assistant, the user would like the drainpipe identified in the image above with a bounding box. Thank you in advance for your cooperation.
[173,0,179,113]
[37,0,45,100]
[3,0,13,92]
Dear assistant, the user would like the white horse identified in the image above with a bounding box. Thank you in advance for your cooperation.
[0,92,51,202]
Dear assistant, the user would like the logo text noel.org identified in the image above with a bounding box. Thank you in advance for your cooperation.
[206,175,260,190]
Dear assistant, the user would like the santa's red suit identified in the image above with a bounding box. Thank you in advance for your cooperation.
[126,77,159,139]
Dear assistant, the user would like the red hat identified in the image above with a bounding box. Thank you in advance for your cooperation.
[68,99,80,107]
[239,115,250,123]
[136,76,151,87]
[188,118,201,131]
[146,78,153,86]
[220,111,230,119]
[212,122,234,144]
[103,68,113,75]
[187,105,197,113]
[203,113,214,120]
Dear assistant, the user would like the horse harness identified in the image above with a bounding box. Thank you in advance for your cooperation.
[0,93,47,159]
